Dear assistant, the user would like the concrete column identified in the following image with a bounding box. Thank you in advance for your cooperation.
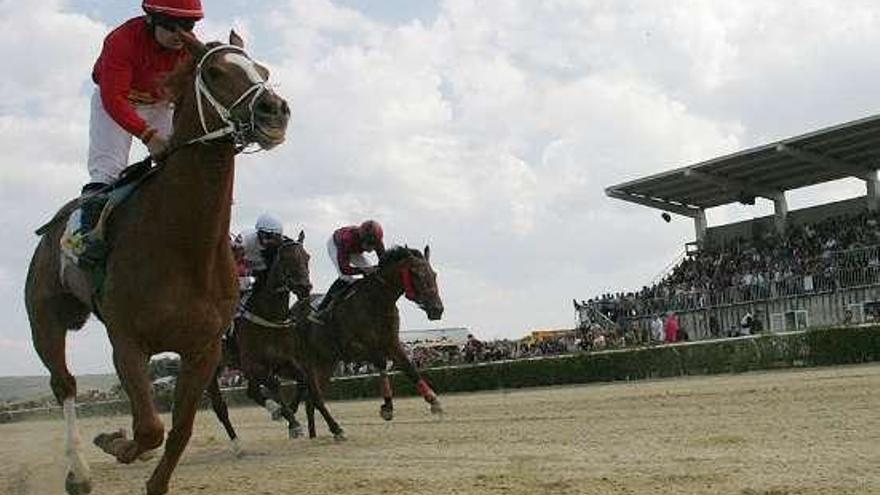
[773,192,788,235]
[694,209,707,243]
[866,172,879,212]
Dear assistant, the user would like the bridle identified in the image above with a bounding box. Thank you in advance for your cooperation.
[191,44,268,150]
[157,43,271,161]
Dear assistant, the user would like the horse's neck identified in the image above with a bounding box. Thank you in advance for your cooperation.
[143,99,236,248]
[357,267,403,308]
[248,276,290,321]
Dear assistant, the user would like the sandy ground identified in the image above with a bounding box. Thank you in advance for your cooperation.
[2,364,880,495]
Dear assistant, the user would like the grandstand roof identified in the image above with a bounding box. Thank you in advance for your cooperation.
[606,114,880,216]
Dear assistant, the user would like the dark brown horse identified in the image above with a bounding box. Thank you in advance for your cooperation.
[289,245,445,438]
[24,31,289,495]
[203,232,340,452]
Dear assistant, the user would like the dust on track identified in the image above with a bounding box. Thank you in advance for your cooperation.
[2,364,879,494]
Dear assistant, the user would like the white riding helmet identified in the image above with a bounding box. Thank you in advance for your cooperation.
[255,213,283,235]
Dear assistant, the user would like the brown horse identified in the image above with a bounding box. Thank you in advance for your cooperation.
[24,31,289,495]
[289,245,445,438]
[203,232,338,451]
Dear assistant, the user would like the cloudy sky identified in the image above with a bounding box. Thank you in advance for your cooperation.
[1,0,878,376]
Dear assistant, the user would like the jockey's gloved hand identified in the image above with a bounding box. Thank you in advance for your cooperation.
[146,135,169,158]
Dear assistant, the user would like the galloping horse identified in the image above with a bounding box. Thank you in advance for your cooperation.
[204,232,332,450]
[290,245,444,438]
[24,31,289,495]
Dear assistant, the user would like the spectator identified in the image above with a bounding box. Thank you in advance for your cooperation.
[664,312,679,343]
[650,314,664,343]
[740,312,753,336]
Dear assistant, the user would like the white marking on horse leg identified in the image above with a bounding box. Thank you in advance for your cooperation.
[231,437,244,458]
[264,399,282,420]
[63,398,91,483]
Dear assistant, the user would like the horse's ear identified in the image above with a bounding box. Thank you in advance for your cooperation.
[297,230,305,243]
[229,30,245,48]
[424,245,431,262]
[179,29,207,59]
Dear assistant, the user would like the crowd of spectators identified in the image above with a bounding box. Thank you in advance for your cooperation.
[586,209,880,320]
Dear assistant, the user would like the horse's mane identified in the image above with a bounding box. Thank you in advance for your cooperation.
[379,246,423,267]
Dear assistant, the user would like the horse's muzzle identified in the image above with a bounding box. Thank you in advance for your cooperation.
[424,304,444,321]
[293,283,312,301]
[253,91,290,149]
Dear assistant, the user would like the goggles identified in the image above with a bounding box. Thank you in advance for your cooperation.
[151,14,196,32]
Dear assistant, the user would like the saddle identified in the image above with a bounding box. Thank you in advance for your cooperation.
[52,157,157,297]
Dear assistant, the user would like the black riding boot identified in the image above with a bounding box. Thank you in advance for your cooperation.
[76,182,109,266]
[309,278,350,324]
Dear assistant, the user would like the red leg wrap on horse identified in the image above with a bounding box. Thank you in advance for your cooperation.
[416,379,436,402]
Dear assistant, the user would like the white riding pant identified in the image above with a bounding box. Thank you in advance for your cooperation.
[327,236,371,283]
[86,89,173,185]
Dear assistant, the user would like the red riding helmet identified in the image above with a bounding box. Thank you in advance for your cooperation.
[143,0,204,19]
[359,220,384,245]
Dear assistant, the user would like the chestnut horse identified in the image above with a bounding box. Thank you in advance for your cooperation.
[203,232,335,451]
[24,31,289,495]
[289,245,445,438]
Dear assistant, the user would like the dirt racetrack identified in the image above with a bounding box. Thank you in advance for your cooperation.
[2,363,880,495]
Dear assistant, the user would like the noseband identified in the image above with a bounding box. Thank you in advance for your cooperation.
[191,44,268,150]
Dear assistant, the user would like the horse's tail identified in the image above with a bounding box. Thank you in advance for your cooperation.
[35,198,80,236]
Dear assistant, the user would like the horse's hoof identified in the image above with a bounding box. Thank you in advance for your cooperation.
[231,438,244,458]
[113,439,141,464]
[146,477,169,495]
[333,430,347,442]
[65,471,92,495]
[379,406,394,421]
[289,425,304,439]
[138,448,157,462]
[430,401,444,415]
[93,429,126,452]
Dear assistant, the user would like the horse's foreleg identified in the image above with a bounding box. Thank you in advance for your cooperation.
[205,368,241,456]
[262,376,303,438]
[305,396,317,438]
[378,369,394,421]
[245,374,302,437]
[146,342,220,495]
[307,372,345,440]
[97,336,164,464]
[391,344,443,415]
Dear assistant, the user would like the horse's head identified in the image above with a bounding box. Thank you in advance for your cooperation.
[268,230,312,300]
[380,246,444,320]
[175,30,289,150]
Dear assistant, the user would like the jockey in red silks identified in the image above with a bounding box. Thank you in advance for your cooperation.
[66,0,204,261]
[310,220,386,323]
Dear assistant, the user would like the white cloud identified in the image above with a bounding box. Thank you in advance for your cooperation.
[3,0,880,374]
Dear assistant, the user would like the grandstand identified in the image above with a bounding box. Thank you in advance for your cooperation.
[586,114,880,339]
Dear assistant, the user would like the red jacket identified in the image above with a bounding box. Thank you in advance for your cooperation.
[91,17,187,137]
[333,226,385,276]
